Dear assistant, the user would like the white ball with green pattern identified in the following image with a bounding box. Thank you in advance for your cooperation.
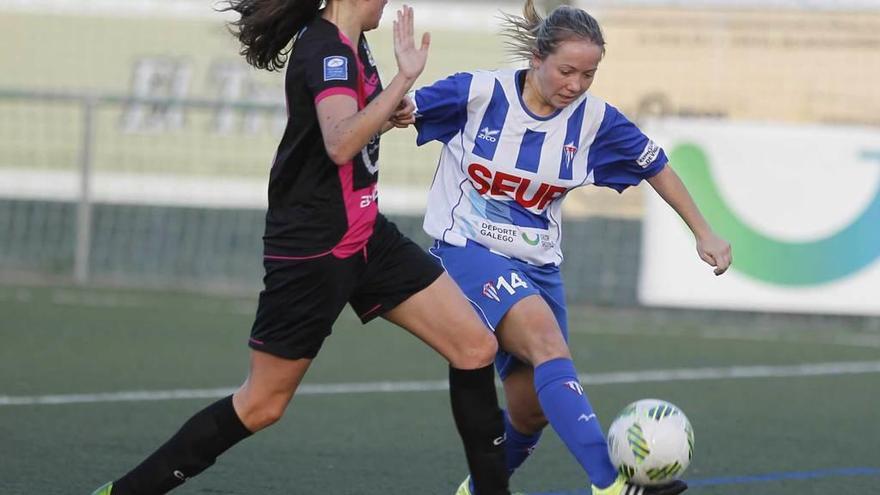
[606,398,694,486]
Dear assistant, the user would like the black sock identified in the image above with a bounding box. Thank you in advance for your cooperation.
[449,365,510,495]
[112,395,252,495]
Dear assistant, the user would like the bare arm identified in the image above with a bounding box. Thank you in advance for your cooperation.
[317,6,429,164]
[647,165,732,275]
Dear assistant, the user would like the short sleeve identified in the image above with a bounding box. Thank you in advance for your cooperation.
[587,103,667,193]
[304,41,359,104]
[413,72,473,146]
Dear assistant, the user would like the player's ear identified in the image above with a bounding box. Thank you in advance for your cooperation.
[528,50,542,71]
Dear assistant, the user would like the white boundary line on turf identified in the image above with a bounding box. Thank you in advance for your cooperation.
[3,360,880,407]
[572,325,880,349]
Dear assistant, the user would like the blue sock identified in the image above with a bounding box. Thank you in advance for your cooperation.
[503,410,542,476]
[534,358,617,489]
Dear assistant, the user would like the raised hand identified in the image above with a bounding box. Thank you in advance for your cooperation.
[393,5,430,81]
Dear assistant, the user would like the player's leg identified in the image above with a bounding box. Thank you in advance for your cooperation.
[232,350,312,431]
[424,240,686,495]
[449,366,545,495]
[425,240,551,495]
[497,298,687,495]
[352,219,509,495]
[383,272,498,368]
[497,294,618,489]
[382,274,510,495]
[104,351,311,495]
[499,365,545,476]
[93,255,353,495]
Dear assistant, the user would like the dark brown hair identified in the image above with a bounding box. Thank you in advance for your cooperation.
[221,0,323,71]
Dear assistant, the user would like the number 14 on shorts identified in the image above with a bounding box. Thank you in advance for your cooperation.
[482,272,528,302]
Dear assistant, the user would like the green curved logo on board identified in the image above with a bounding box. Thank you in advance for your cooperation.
[669,144,880,286]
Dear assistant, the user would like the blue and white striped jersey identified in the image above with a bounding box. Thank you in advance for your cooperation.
[413,68,666,266]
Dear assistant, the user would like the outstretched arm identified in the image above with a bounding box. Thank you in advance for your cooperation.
[318,5,429,163]
[647,165,732,275]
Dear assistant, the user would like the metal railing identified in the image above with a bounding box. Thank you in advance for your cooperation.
[1,88,284,284]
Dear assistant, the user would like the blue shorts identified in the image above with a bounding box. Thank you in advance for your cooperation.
[429,240,568,380]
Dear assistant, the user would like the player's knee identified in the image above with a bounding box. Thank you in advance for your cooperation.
[249,402,287,431]
[523,329,570,366]
[450,330,498,369]
[235,395,289,431]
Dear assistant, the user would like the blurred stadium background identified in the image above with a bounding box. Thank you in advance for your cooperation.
[2,0,880,305]
[1,0,879,494]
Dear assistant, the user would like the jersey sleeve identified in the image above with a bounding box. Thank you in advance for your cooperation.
[412,72,473,145]
[304,41,359,105]
[587,103,667,193]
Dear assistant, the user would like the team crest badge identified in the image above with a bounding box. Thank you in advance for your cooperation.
[482,281,501,302]
[323,56,348,81]
[561,142,578,178]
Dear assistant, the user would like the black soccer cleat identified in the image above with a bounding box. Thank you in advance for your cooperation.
[624,479,688,495]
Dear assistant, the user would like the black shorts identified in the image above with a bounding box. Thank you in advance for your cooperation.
[249,216,444,360]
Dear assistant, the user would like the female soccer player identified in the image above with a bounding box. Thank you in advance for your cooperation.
[90,1,510,494]
[409,2,731,495]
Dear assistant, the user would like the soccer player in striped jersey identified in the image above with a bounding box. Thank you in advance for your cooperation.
[409,2,731,495]
[90,2,511,494]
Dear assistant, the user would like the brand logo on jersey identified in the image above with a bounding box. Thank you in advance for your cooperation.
[323,56,348,81]
[521,232,540,246]
[482,281,501,302]
[468,162,568,211]
[637,140,661,168]
[564,380,584,396]
[359,186,379,208]
[478,127,500,143]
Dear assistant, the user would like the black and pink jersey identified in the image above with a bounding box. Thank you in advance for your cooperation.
[263,17,384,259]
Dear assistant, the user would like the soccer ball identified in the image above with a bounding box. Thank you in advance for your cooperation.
[607,398,694,486]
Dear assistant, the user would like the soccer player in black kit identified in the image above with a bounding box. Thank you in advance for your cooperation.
[90,1,510,494]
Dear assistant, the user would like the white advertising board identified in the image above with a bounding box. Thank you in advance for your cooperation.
[639,119,880,315]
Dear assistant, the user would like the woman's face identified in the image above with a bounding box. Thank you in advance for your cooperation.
[531,39,603,109]
[361,0,388,31]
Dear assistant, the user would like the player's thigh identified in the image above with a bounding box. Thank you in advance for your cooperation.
[496,294,571,366]
[383,272,498,369]
[351,218,496,368]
